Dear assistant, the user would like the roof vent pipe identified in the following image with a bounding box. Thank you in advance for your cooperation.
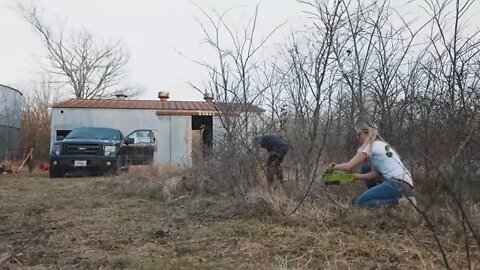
[204,92,214,103]
[114,92,128,100]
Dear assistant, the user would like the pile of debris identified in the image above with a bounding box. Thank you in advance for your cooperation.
[0,164,13,174]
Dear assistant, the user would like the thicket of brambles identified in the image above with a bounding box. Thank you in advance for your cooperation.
[15,1,479,268]
[191,1,480,268]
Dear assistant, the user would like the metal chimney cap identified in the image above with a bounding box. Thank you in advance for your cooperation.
[158,91,170,101]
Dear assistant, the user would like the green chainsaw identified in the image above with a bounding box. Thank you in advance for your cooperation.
[323,171,357,185]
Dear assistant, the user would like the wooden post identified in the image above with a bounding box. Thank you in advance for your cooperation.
[16,148,34,173]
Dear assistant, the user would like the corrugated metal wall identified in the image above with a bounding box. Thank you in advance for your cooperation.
[155,115,191,166]
[51,108,192,166]
[0,84,22,162]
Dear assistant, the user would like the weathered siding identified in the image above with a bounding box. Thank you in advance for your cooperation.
[0,84,22,161]
[155,116,191,166]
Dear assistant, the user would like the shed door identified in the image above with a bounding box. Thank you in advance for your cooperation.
[191,116,213,164]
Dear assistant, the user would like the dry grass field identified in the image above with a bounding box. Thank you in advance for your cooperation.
[0,166,478,269]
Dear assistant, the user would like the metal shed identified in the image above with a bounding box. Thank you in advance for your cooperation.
[50,92,263,167]
[0,84,22,162]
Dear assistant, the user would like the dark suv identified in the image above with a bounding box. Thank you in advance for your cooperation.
[49,127,134,178]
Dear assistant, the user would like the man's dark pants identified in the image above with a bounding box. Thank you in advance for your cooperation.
[266,148,288,184]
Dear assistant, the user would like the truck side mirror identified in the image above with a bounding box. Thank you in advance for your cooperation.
[124,138,135,145]
[57,136,64,141]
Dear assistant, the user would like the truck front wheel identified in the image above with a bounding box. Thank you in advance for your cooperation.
[110,158,121,176]
[49,166,64,178]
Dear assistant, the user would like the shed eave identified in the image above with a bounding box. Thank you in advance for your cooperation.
[155,110,220,116]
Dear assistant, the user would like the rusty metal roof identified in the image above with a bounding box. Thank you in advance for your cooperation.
[52,99,264,115]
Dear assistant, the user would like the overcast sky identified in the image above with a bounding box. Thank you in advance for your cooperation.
[1,0,479,101]
[0,0,305,101]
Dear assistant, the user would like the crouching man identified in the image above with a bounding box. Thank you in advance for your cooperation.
[254,134,291,187]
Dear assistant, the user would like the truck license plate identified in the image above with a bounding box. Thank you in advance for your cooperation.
[74,160,87,167]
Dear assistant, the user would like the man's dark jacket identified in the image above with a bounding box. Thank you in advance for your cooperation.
[257,134,290,153]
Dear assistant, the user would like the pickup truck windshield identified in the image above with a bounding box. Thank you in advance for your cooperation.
[65,127,120,140]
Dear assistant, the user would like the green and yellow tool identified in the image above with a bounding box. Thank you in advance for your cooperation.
[323,172,356,185]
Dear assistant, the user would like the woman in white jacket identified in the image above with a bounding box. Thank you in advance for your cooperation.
[328,121,415,208]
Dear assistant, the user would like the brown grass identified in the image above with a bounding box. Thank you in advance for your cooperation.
[0,167,479,269]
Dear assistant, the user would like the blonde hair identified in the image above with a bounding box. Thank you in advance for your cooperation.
[355,121,384,155]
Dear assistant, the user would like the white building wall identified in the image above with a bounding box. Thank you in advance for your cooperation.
[51,108,192,166]
[212,113,261,146]
[212,116,226,147]
[170,116,192,166]
[156,116,171,165]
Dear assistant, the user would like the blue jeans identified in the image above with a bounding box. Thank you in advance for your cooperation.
[360,164,382,189]
[353,180,413,208]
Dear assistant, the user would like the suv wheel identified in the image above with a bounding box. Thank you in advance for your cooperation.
[49,166,64,178]
[111,158,122,176]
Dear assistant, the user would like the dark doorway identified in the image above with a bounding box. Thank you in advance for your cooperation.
[191,116,213,162]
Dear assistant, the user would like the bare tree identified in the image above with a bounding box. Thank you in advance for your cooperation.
[20,79,59,163]
[285,0,343,151]
[18,4,134,99]
[183,4,287,195]
[192,5,285,139]
[422,0,480,153]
